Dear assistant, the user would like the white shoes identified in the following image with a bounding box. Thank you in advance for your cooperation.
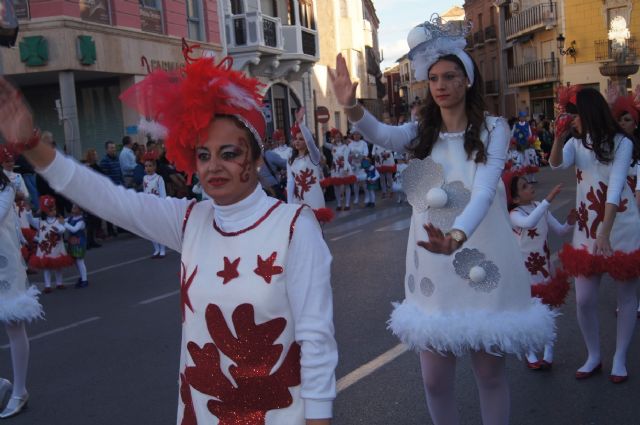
[0,380,11,406]
[0,392,29,418]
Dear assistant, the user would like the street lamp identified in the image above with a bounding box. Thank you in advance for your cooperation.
[556,33,576,58]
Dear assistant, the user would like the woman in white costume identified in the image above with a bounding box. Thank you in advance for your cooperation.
[324,129,355,211]
[330,15,555,425]
[348,131,369,207]
[0,56,337,425]
[550,86,640,384]
[0,169,43,418]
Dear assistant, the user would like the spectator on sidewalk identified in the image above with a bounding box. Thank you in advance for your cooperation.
[119,136,136,188]
[99,140,123,237]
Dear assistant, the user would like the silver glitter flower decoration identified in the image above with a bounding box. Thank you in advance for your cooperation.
[428,181,471,233]
[0,280,10,293]
[0,256,7,269]
[413,250,419,270]
[407,274,415,293]
[420,277,435,297]
[453,248,501,293]
[402,157,444,213]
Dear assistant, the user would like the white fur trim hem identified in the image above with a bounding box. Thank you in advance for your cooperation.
[0,286,44,323]
[387,299,557,357]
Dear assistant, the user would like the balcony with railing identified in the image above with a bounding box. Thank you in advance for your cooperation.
[485,79,499,95]
[465,34,474,51]
[281,25,319,60]
[507,57,559,87]
[594,38,637,63]
[473,30,484,47]
[484,25,497,43]
[225,11,284,52]
[505,2,556,40]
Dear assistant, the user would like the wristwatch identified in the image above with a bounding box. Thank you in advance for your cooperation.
[448,229,467,244]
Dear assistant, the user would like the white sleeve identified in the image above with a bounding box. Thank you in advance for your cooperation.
[300,123,321,165]
[26,211,39,229]
[635,164,640,192]
[351,109,417,153]
[158,178,167,198]
[607,136,633,206]
[509,201,550,228]
[37,152,191,252]
[547,211,573,236]
[0,187,14,223]
[452,118,509,238]
[17,176,29,200]
[550,138,576,170]
[286,208,337,419]
[63,219,85,233]
[286,162,295,204]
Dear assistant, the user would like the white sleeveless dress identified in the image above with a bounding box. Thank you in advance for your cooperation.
[288,155,325,210]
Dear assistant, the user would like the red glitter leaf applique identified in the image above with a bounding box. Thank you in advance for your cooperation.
[254,252,283,284]
[180,263,198,322]
[618,197,628,213]
[577,201,589,238]
[293,168,317,201]
[525,252,549,278]
[185,304,301,425]
[180,373,197,425]
[627,175,636,192]
[543,241,551,264]
[217,257,240,284]
[576,168,583,183]
[527,228,539,239]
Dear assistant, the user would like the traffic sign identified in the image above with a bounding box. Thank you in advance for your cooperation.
[315,106,330,124]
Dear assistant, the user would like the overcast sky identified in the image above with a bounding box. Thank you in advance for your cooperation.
[376,0,463,70]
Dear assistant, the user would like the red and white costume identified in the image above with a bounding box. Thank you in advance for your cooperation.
[27,215,73,270]
[286,123,325,210]
[372,145,396,196]
[143,171,167,257]
[324,137,354,210]
[348,138,369,205]
[39,153,337,424]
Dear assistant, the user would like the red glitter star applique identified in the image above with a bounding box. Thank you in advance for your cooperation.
[180,263,198,322]
[254,252,283,284]
[217,257,240,284]
[527,228,539,239]
[576,169,583,183]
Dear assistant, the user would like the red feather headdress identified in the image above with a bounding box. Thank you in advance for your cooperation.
[612,94,640,123]
[0,145,16,163]
[120,57,266,177]
[290,123,301,138]
[557,84,582,113]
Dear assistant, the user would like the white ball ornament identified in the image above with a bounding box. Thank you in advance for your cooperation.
[426,187,448,208]
[469,266,487,283]
[407,25,430,50]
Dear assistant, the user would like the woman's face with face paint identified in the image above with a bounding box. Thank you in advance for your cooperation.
[428,59,469,110]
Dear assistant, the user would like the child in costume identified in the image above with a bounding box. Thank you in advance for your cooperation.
[330,15,555,425]
[142,152,167,258]
[0,55,337,425]
[64,203,89,288]
[361,158,379,207]
[393,157,408,204]
[506,175,574,370]
[523,137,540,183]
[27,195,73,293]
[372,144,396,199]
[324,128,355,211]
[512,111,532,149]
[550,86,640,384]
[348,131,369,207]
[286,108,334,224]
[507,139,524,172]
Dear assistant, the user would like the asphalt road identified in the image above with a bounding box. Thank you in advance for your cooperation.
[1,166,639,425]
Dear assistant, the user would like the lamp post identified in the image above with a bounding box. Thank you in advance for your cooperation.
[556,34,576,59]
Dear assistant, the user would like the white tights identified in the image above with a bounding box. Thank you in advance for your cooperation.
[575,275,638,376]
[152,242,165,256]
[75,259,87,281]
[4,322,29,397]
[352,181,365,204]
[380,172,393,194]
[43,269,62,288]
[335,185,351,208]
[420,350,509,425]
[364,189,376,205]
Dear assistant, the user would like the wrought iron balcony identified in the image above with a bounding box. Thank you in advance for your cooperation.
[225,12,284,52]
[505,2,556,40]
[594,38,637,63]
[485,79,499,95]
[507,57,559,87]
[465,34,474,50]
[484,25,497,43]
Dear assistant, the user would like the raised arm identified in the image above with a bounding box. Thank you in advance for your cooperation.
[63,218,85,233]
[0,186,14,223]
[300,124,321,165]
[509,201,550,229]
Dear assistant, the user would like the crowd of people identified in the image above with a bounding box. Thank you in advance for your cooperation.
[0,13,639,425]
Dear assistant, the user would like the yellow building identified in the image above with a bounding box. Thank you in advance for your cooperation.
[562,0,640,93]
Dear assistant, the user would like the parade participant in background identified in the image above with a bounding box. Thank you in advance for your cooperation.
[287,108,334,223]
[0,55,337,425]
[512,111,532,149]
[257,138,287,201]
[506,177,574,370]
[272,129,293,162]
[372,144,396,199]
[506,139,523,172]
[392,155,408,204]
[26,195,73,293]
[348,131,369,207]
[0,169,43,419]
[361,158,379,208]
[142,151,167,259]
[550,86,640,384]
[324,128,355,211]
[330,15,555,425]
[64,203,89,288]
[523,136,540,183]
[1,146,29,201]
[610,90,640,209]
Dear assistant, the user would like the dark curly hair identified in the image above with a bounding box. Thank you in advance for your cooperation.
[408,54,487,162]
[575,87,640,164]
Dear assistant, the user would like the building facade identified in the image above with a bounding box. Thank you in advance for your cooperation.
[1,0,224,159]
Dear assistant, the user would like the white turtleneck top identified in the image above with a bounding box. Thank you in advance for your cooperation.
[38,152,337,420]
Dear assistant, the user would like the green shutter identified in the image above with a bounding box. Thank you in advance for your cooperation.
[19,36,48,66]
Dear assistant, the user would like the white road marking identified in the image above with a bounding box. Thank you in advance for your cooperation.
[61,253,174,282]
[0,316,101,349]
[376,218,411,232]
[337,344,409,393]
[329,230,362,241]
[139,290,180,305]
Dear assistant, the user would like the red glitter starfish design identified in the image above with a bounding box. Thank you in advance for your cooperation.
[576,168,583,183]
[180,263,198,322]
[254,252,283,284]
[527,228,539,239]
[217,257,240,285]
